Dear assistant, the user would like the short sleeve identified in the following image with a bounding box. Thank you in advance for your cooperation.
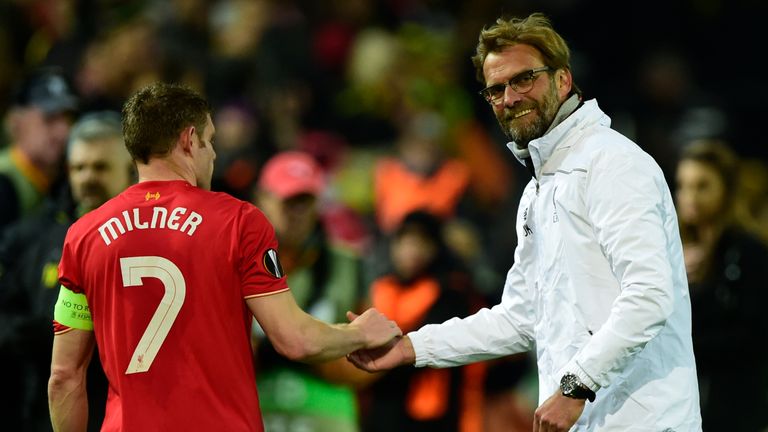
[58,226,83,294]
[238,204,289,298]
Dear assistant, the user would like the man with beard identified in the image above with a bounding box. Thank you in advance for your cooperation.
[0,112,132,431]
[348,13,702,431]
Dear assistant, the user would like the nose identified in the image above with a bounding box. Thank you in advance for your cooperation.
[79,166,99,183]
[502,85,523,106]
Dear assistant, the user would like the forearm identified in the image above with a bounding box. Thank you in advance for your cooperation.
[409,258,536,368]
[49,373,88,432]
[579,147,682,388]
[251,292,399,364]
[48,328,95,432]
[410,302,534,368]
[296,316,367,363]
[569,223,678,389]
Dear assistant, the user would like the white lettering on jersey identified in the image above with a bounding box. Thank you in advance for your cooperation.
[98,206,204,246]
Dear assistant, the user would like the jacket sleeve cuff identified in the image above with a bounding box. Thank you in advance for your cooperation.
[407,329,429,368]
[559,359,600,392]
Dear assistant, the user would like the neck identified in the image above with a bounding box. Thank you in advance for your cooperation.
[544,93,582,136]
[136,157,196,186]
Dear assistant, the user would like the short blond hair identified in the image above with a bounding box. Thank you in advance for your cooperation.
[472,13,574,86]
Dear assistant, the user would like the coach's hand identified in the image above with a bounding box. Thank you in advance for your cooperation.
[533,390,585,432]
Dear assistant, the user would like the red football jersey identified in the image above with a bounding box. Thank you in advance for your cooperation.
[58,180,289,432]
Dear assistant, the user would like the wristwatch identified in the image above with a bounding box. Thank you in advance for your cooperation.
[560,373,596,402]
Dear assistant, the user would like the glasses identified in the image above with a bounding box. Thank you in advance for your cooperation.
[479,66,551,105]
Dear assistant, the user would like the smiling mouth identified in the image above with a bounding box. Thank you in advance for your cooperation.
[513,108,534,119]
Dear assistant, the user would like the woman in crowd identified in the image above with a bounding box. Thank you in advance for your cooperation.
[675,139,768,431]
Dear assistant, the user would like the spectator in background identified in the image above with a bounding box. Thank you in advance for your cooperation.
[75,17,162,111]
[362,210,489,432]
[253,151,372,432]
[0,67,77,232]
[675,139,768,431]
[373,110,470,234]
[210,101,264,200]
[618,48,727,184]
[0,111,131,431]
[736,157,768,242]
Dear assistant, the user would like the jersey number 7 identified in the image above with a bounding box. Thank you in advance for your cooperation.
[120,256,186,374]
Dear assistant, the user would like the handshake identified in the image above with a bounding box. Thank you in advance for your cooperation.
[344,309,416,372]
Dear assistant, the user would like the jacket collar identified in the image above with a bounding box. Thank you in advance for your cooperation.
[507,97,610,178]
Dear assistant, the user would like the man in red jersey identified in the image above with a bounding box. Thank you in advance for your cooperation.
[47,82,402,432]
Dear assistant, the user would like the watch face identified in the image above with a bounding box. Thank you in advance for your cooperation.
[561,376,575,394]
[560,373,595,401]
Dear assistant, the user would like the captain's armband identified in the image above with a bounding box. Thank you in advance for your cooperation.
[54,285,93,331]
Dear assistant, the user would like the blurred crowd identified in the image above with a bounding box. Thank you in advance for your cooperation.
[1,0,767,431]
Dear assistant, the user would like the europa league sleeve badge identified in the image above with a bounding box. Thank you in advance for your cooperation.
[262,249,284,278]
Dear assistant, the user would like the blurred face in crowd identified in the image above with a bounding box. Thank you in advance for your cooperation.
[259,192,319,248]
[391,228,437,280]
[68,137,132,212]
[483,44,571,147]
[676,159,726,226]
[9,107,73,169]
[190,115,216,190]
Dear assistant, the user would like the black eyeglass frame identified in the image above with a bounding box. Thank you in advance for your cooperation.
[478,66,551,104]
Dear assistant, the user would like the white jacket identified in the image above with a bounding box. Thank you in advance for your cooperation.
[409,99,701,431]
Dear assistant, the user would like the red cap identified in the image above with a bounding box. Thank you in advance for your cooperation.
[258,151,325,198]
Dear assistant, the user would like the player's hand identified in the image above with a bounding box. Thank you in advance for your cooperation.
[346,334,415,372]
[533,390,585,432]
[346,309,402,349]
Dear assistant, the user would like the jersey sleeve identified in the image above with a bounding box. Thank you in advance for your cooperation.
[57,226,84,294]
[239,203,289,298]
[54,228,91,334]
[52,320,74,335]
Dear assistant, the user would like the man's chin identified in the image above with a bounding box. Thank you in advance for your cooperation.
[505,128,528,144]
[507,122,545,144]
[504,121,528,139]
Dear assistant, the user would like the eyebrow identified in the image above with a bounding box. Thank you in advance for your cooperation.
[489,67,544,85]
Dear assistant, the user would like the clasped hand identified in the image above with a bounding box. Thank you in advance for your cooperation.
[346,309,402,350]
[345,311,416,372]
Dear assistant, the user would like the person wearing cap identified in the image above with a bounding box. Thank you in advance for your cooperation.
[253,151,372,432]
[0,67,78,232]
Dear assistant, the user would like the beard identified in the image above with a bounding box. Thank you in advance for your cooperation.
[496,83,561,148]
[76,182,110,211]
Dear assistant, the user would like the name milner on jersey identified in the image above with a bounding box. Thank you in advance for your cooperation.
[98,206,203,246]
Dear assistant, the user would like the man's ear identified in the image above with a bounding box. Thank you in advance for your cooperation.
[178,126,196,155]
[557,69,573,99]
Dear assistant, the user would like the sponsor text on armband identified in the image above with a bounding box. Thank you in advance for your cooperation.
[54,286,94,330]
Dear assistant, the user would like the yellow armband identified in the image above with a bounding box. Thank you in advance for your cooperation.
[54,286,93,331]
